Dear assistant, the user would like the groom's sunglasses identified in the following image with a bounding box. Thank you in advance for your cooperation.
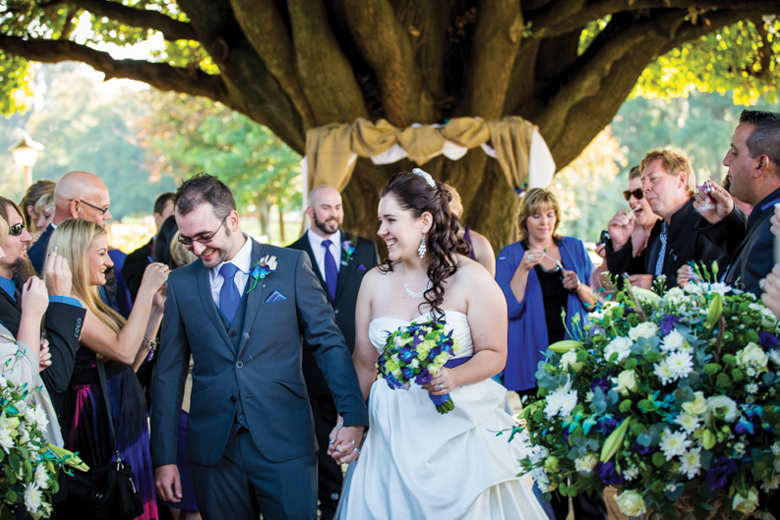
[8,223,25,236]
[622,189,643,201]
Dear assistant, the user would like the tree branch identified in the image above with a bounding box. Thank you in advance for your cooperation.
[455,0,524,119]
[663,7,780,52]
[228,0,314,128]
[46,0,197,41]
[0,34,228,102]
[342,0,435,126]
[287,0,368,125]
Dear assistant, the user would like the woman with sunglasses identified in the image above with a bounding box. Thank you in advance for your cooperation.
[592,166,661,290]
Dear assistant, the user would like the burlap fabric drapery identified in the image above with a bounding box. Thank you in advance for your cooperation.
[302,116,555,197]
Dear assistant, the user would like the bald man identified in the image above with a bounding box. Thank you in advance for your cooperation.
[287,185,378,520]
[28,171,112,274]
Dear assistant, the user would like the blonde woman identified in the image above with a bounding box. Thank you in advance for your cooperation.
[20,180,56,242]
[48,218,168,520]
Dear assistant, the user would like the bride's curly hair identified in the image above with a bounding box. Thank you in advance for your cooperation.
[379,171,470,319]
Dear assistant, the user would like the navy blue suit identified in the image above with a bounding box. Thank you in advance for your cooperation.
[27,223,54,275]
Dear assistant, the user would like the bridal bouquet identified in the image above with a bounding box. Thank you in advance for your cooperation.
[520,270,780,519]
[0,373,88,519]
[376,319,459,414]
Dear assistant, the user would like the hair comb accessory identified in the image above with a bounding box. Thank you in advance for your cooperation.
[412,168,436,188]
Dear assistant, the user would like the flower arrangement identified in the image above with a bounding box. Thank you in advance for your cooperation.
[376,319,459,414]
[0,373,87,519]
[519,271,780,518]
[341,240,356,266]
[246,255,277,293]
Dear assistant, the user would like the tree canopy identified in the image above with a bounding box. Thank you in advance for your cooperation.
[1,0,779,248]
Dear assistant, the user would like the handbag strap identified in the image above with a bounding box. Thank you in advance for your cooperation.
[96,359,121,461]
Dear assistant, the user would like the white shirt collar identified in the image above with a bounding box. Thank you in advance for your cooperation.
[211,233,252,278]
[307,228,341,251]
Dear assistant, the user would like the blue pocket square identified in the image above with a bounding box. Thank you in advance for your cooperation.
[356,263,367,271]
[265,290,287,303]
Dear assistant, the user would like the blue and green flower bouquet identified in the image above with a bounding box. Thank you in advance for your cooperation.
[376,320,459,414]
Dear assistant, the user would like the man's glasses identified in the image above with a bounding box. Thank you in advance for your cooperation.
[178,214,229,245]
[622,189,643,201]
[79,199,110,215]
[8,223,25,236]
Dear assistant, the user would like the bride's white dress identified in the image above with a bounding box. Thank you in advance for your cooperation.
[336,311,549,520]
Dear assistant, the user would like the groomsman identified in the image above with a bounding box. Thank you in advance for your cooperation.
[288,184,378,520]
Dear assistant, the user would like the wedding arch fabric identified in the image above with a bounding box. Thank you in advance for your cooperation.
[301,116,556,197]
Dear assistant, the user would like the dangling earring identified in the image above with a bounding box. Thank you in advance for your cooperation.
[418,234,427,259]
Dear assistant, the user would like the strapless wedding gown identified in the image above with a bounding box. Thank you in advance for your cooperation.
[336,311,548,520]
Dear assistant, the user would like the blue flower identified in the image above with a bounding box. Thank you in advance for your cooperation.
[591,377,611,394]
[397,347,414,364]
[594,415,618,436]
[660,314,681,335]
[633,439,655,455]
[706,457,737,490]
[595,460,624,485]
[759,332,779,350]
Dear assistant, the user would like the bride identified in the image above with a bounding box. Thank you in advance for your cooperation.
[331,170,548,519]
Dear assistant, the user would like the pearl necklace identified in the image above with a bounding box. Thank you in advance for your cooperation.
[404,275,432,299]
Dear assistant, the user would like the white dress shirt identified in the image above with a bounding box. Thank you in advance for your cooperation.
[208,233,253,307]
[307,228,341,282]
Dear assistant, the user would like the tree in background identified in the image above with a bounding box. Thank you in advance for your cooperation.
[136,90,301,241]
[1,1,779,249]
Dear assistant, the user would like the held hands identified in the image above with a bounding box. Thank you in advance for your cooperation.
[693,181,733,224]
[44,252,73,297]
[154,464,182,504]
[677,265,693,288]
[38,340,51,372]
[422,367,455,396]
[327,422,365,465]
[21,277,49,318]
[561,270,581,292]
[607,210,635,250]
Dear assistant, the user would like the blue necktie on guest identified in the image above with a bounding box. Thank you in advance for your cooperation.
[219,262,241,324]
[322,239,338,300]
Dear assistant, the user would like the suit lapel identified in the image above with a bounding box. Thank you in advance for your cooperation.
[197,264,233,349]
[299,235,328,294]
[238,240,266,358]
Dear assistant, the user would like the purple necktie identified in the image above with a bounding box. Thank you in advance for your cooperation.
[322,239,338,300]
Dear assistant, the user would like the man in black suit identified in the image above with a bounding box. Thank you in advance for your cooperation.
[696,110,780,296]
[122,192,175,302]
[288,184,378,520]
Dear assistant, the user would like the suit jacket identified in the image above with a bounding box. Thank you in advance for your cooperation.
[28,223,54,275]
[151,239,369,468]
[697,187,780,295]
[288,231,379,397]
[606,198,727,289]
[122,238,153,302]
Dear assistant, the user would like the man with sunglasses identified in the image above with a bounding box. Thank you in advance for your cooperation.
[27,170,112,276]
[605,150,726,289]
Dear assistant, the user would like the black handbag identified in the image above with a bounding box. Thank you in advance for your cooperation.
[59,360,144,520]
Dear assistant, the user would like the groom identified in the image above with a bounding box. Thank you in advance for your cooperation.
[151,174,368,520]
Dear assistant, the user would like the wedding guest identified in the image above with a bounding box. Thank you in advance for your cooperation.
[606,149,726,289]
[123,193,175,301]
[592,166,661,291]
[335,170,548,519]
[695,110,780,295]
[495,188,604,520]
[287,184,378,520]
[152,216,180,268]
[445,184,496,276]
[50,219,169,520]
[20,180,56,243]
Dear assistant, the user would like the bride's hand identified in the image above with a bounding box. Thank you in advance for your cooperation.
[424,368,455,395]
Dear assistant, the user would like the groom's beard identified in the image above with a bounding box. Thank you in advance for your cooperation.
[14,257,36,287]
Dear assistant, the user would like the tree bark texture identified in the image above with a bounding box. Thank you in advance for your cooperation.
[3,0,780,250]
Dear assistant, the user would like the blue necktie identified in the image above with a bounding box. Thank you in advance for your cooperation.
[219,262,240,324]
[322,239,338,300]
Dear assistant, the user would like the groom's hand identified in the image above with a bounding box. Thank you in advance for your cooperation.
[154,464,182,503]
[329,425,365,464]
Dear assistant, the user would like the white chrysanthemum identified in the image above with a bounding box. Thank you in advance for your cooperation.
[664,288,685,305]
[24,484,42,514]
[628,322,659,341]
[761,475,780,492]
[666,351,694,379]
[0,428,14,454]
[623,466,640,481]
[34,464,48,489]
[674,412,700,433]
[559,390,578,418]
[544,382,577,419]
[659,429,691,460]
[709,283,730,295]
[733,442,747,458]
[654,361,675,385]
[604,336,633,362]
[661,329,687,352]
[746,367,757,377]
[678,448,702,479]
[575,453,599,474]
[746,383,759,394]
[683,283,704,295]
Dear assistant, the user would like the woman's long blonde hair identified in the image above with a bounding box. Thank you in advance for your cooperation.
[0,216,8,244]
[46,219,125,334]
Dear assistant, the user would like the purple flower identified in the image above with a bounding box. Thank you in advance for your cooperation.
[660,315,681,335]
[401,366,414,381]
[595,461,624,485]
[397,347,414,363]
[562,429,570,445]
[706,457,737,490]
[759,332,779,350]
[633,439,654,455]
[591,377,611,394]
[594,415,618,436]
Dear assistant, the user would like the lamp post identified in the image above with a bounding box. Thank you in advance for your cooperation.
[9,135,44,189]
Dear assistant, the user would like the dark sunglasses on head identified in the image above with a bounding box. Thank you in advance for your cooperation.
[622,189,643,201]
[8,223,25,236]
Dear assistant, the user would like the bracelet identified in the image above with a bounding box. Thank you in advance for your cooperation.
[142,336,159,352]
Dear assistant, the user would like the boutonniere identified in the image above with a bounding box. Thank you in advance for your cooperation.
[341,240,356,266]
[247,255,277,293]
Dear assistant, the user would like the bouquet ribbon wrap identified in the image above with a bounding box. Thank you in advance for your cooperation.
[428,356,472,408]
